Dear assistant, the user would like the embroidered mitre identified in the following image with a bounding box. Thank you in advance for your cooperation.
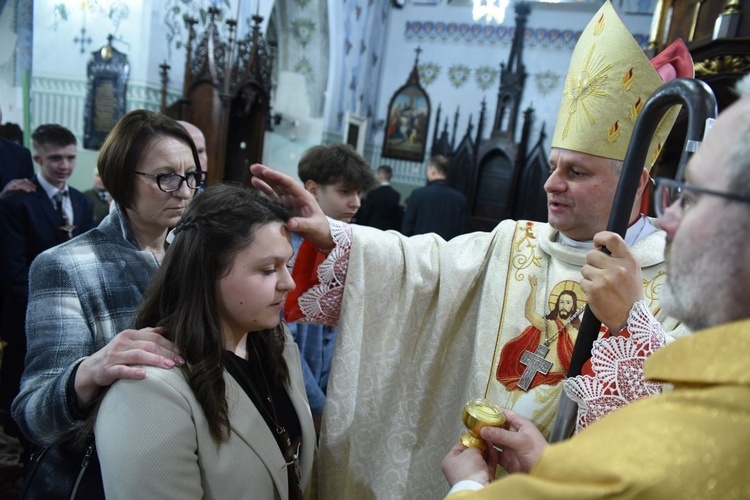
[551,0,688,169]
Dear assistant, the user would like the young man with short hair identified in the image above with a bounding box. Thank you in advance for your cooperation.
[286,143,376,433]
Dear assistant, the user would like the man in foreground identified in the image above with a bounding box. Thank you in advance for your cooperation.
[441,74,750,499]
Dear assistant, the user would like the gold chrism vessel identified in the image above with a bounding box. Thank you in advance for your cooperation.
[460,398,506,451]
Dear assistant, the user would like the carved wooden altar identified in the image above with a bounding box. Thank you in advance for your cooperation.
[650,0,750,111]
[649,0,750,181]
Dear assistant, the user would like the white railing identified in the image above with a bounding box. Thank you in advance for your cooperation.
[30,76,180,142]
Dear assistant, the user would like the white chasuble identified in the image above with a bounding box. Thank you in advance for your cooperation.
[317,220,683,500]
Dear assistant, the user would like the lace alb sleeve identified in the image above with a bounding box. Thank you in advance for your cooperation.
[295,218,352,324]
[563,300,667,432]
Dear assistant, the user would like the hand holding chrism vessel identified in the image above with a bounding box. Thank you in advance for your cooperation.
[460,398,506,451]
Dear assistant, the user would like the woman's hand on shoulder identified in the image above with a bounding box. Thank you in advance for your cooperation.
[74,326,184,406]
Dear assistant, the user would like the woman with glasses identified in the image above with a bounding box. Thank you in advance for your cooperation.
[13,109,201,452]
[94,184,314,498]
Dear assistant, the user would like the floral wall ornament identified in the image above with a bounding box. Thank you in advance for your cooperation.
[404,21,650,49]
[163,0,230,60]
[52,4,69,30]
[50,1,131,55]
[474,65,498,90]
[534,70,559,96]
[448,64,471,88]
[418,62,440,86]
[293,56,316,84]
[291,18,316,48]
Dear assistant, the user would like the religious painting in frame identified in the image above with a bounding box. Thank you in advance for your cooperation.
[382,66,431,162]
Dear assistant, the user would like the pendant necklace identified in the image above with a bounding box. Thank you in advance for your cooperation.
[249,338,304,500]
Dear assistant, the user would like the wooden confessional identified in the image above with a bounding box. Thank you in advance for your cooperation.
[160,7,274,187]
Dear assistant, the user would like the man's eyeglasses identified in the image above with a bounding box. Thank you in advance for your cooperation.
[134,170,204,193]
[653,177,750,218]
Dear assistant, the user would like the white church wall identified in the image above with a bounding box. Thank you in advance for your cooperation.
[264,70,326,176]
[320,0,391,144]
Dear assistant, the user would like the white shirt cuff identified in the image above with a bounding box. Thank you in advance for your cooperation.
[447,480,485,496]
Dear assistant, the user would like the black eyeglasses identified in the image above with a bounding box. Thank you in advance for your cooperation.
[653,177,750,218]
[134,170,204,193]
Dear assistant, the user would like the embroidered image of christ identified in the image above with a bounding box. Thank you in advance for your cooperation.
[496,278,586,391]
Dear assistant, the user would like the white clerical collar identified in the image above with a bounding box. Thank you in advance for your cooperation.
[557,214,657,250]
[37,174,68,201]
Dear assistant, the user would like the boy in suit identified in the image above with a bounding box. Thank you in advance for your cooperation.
[0,124,94,453]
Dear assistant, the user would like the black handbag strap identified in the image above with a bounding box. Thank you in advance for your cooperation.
[21,439,103,500]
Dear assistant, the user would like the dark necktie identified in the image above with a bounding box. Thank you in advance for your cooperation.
[53,191,74,240]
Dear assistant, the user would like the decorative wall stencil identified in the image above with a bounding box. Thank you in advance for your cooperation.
[293,0,313,7]
[474,65,498,90]
[52,4,70,30]
[335,0,389,133]
[293,56,316,84]
[404,21,649,49]
[52,1,130,31]
[50,1,131,55]
[163,0,231,60]
[418,62,440,86]
[73,28,93,54]
[448,64,471,88]
[291,18,316,47]
[534,70,560,96]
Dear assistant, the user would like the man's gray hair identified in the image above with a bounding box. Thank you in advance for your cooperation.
[725,74,750,198]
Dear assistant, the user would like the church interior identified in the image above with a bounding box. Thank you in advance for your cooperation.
[1,0,746,227]
[1,0,749,496]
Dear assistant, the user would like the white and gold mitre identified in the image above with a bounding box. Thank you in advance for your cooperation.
[551,0,678,168]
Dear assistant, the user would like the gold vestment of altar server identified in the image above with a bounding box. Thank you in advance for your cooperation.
[318,219,685,499]
[447,319,750,499]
